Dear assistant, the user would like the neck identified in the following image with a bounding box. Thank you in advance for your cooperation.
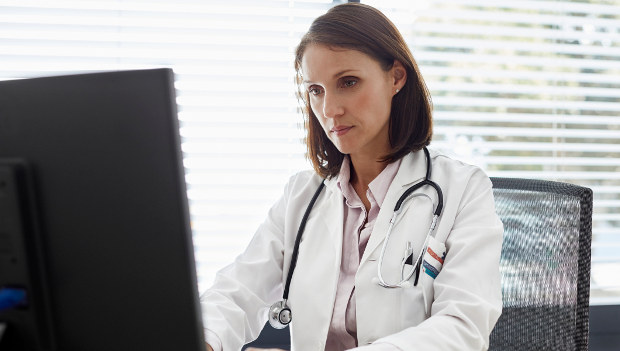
[349,155,389,193]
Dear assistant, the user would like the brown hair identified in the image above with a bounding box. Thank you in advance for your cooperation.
[294,3,433,179]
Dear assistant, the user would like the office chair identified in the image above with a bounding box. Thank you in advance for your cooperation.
[489,177,593,351]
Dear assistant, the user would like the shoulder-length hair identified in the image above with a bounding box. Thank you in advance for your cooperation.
[294,3,433,179]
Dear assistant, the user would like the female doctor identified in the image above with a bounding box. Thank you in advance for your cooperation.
[202,3,503,351]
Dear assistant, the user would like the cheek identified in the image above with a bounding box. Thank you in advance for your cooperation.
[309,101,318,117]
[315,115,330,134]
[309,99,322,118]
[309,102,328,129]
[360,86,392,118]
[356,88,373,105]
[355,88,381,113]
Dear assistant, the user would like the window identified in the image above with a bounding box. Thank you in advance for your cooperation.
[366,0,620,304]
[1,0,618,304]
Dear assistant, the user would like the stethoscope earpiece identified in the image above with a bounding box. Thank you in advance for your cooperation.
[268,300,292,329]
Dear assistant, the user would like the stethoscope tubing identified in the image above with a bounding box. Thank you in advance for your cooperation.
[377,148,443,288]
[376,212,439,288]
[269,147,443,328]
[282,180,325,301]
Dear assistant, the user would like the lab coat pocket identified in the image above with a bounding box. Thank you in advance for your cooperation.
[420,236,446,316]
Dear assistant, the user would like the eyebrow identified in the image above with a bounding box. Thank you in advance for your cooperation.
[302,69,360,84]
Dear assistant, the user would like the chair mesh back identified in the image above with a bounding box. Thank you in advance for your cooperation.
[489,178,592,351]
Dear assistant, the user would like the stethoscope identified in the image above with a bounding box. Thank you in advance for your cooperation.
[268,147,444,329]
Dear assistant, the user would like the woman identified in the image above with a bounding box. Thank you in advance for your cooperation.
[202,3,503,351]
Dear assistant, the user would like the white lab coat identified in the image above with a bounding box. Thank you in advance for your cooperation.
[201,148,504,351]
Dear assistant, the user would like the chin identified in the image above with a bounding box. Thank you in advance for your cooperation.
[330,138,359,156]
[333,145,352,155]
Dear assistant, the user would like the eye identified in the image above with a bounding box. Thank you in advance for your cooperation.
[341,77,358,88]
[308,85,324,96]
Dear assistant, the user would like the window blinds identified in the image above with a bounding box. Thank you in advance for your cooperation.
[367,0,620,304]
[0,0,330,292]
[1,0,618,304]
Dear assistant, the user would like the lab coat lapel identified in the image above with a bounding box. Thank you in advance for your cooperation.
[318,177,344,270]
[289,177,344,347]
[360,150,427,266]
[314,177,343,263]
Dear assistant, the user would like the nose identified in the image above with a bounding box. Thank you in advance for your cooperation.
[322,92,344,119]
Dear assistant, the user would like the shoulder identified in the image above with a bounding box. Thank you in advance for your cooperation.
[285,169,323,190]
[421,149,494,211]
[282,169,325,202]
[427,148,484,174]
[427,148,492,188]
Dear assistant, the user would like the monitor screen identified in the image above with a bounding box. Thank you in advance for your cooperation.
[0,69,205,351]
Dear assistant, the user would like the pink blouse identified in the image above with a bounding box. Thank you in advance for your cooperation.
[325,157,401,351]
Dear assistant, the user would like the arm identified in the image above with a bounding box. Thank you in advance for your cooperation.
[200,182,290,351]
[200,172,320,351]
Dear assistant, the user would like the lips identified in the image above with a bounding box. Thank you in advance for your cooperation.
[331,126,353,136]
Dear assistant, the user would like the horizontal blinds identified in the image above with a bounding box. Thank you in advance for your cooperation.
[367,0,620,304]
[0,0,330,291]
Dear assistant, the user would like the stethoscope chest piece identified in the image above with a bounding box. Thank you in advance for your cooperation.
[268,300,291,329]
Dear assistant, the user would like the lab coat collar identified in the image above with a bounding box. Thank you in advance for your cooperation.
[324,170,339,192]
[391,149,428,188]
[323,150,427,192]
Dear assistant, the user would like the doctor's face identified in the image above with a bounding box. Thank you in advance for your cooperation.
[301,44,402,161]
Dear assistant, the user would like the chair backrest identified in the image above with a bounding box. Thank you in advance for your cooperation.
[489,177,593,351]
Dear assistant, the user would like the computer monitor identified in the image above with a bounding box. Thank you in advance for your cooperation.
[0,69,205,351]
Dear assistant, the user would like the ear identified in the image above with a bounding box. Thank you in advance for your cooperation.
[391,60,407,93]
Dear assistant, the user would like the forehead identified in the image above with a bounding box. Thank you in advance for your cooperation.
[300,44,382,82]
